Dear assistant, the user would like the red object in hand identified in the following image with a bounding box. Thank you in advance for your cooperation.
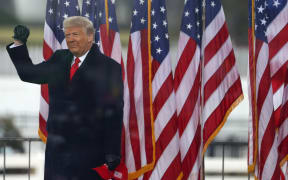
[93,161,128,180]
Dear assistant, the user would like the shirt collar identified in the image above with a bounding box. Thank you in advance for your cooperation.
[74,49,89,63]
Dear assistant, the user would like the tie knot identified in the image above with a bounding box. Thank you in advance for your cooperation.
[75,57,81,64]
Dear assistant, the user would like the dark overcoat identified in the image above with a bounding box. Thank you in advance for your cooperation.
[6,43,123,180]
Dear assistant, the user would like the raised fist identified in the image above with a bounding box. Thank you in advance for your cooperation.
[13,25,30,44]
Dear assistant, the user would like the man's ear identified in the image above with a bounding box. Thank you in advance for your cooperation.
[88,34,94,43]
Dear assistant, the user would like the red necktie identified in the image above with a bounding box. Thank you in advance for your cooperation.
[70,57,80,80]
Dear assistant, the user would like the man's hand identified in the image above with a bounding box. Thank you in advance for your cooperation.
[13,25,30,44]
[105,154,121,171]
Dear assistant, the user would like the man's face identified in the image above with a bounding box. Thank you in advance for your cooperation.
[64,26,93,57]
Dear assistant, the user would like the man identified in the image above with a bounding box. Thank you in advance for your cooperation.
[6,16,123,180]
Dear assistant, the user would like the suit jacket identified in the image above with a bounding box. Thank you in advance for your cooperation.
[6,43,123,180]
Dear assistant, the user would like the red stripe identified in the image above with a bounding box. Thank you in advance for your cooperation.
[259,115,276,180]
[140,30,154,166]
[41,84,49,104]
[100,25,115,57]
[143,113,179,180]
[178,67,201,136]
[151,59,160,81]
[174,39,197,90]
[43,40,54,61]
[272,62,288,92]
[39,113,48,137]
[257,64,271,118]
[278,135,288,164]
[204,50,235,103]
[182,124,201,179]
[161,153,182,180]
[269,24,288,60]
[127,37,142,170]
[204,23,229,66]
[203,78,242,144]
[153,72,174,118]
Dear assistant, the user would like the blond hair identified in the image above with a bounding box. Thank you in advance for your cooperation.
[63,16,95,35]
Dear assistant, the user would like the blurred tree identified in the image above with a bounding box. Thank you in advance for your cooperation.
[0,116,24,153]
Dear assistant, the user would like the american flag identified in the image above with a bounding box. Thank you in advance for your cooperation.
[123,0,182,179]
[248,0,280,179]
[82,0,123,65]
[40,0,80,142]
[278,68,288,179]
[174,0,202,179]
[201,0,243,155]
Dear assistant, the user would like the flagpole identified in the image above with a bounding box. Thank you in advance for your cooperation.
[104,0,109,33]
[201,0,206,179]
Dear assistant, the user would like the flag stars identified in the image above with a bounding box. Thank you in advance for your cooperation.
[165,33,169,39]
[160,6,166,13]
[273,0,280,7]
[185,11,190,17]
[154,35,160,42]
[258,5,264,13]
[163,20,167,27]
[153,22,158,29]
[86,0,91,5]
[140,17,146,24]
[111,0,115,4]
[76,5,79,11]
[260,18,267,25]
[195,8,199,14]
[109,17,113,23]
[211,1,216,7]
[139,0,144,5]
[99,12,102,17]
[64,1,70,7]
[156,47,162,54]
[186,23,192,29]
[96,41,101,47]
[133,9,138,16]
[197,34,201,39]
[48,8,53,14]
[196,21,200,27]
[63,14,68,19]
[151,9,155,16]
[85,13,89,18]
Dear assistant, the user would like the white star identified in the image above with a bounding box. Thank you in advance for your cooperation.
[151,9,155,16]
[85,13,89,18]
[111,0,115,4]
[48,8,53,14]
[184,0,188,4]
[211,1,216,7]
[197,34,200,39]
[154,35,160,42]
[265,30,268,37]
[202,1,206,7]
[153,22,158,29]
[163,20,167,27]
[64,1,70,7]
[96,41,101,47]
[185,11,190,17]
[140,17,146,24]
[109,17,113,23]
[139,0,144,5]
[156,47,162,54]
[63,14,68,19]
[99,12,102,17]
[95,15,97,19]
[258,5,264,13]
[186,23,192,29]
[196,21,200,27]
[160,6,166,13]
[195,8,199,14]
[76,5,79,11]
[133,9,138,16]
[264,1,268,7]
[165,33,169,39]
[273,0,280,7]
[260,18,267,25]
[86,0,91,5]
[255,24,258,30]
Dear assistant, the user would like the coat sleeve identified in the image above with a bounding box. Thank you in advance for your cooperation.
[6,43,57,84]
[103,58,124,157]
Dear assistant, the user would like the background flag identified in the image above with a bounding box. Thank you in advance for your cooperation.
[248,0,280,179]
[174,0,202,179]
[123,0,182,179]
[40,0,80,142]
